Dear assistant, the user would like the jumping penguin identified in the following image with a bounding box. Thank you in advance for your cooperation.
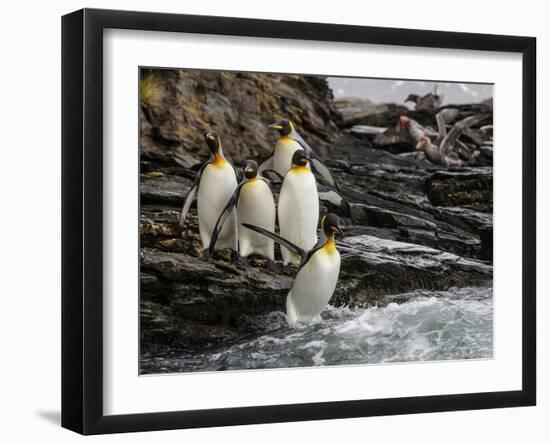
[261,118,338,188]
[208,160,276,265]
[278,150,319,265]
[178,131,238,259]
[243,214,343,327]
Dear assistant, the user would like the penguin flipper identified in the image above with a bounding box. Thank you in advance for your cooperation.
[317,184,350,216]
[208,185,243,256]
[310,157,338,189]
[241,223,305,259]
[289,129,314,155]
[179,183,198,229]
[258,155,274,177]
[262,169,285,183]
[179,161,211,230]
[290,132,339,189]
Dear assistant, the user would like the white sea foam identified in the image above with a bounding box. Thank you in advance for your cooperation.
[142,287,493,372]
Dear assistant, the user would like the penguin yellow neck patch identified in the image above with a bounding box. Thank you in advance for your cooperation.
[212,153,227,167]
[291,166,310,174]
[323,236,337,253]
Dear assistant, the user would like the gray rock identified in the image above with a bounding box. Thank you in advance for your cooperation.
[334,236,492,307]
[348,125,387,138]
[334,98,389,126]
[426,168,493,211]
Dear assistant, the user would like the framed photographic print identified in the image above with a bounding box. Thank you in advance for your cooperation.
[61,8,536,435]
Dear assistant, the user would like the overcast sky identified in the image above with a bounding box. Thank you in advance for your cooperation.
[328,77,493,108]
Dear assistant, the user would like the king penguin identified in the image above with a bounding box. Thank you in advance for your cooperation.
[243,214,343,327]
[179,131,238,259]
[208,160,276,265]
[278,150,319,265]
[261,118,338,189]
[264,119,305,177]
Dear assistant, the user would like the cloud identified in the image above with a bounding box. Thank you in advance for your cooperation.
[459,83,479,97]
[390,80,404,90]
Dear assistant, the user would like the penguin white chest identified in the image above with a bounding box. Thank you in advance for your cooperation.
[273,137,304,176]
[197,160,238,249]
[278,168,319,264]
[286,246,341,327]
[237,179,276,259]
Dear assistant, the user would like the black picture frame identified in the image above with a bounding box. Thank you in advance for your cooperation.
[62,8,537,435]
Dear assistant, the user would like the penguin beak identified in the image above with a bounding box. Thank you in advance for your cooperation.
[269,123,283,130]
[206,134,216,141]
[245,167,254,176]
[331,226,343,235]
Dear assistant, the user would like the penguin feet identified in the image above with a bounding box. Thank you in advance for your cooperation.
[236,255,249,267]
[266,259,279,274]
[281,263,293,275]
[230,250,242,266]
[201,249,212,262]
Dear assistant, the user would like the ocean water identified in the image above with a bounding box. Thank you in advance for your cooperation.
[141,286,493,374]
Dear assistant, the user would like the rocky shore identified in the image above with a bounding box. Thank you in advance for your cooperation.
[139,69,493,360]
